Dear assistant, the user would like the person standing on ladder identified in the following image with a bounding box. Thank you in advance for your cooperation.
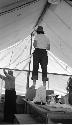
[31,26,50,87]
[0,68,16,123]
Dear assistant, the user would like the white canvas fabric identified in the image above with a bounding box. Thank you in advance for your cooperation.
[48,0,60,4]
[0,0,72,96]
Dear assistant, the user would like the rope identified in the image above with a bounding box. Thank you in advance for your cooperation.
[45,23,72,70]
[0,50,33,72]
[64,0,72,7]
[48,10,72,50]
[50,6,71,30]
[48,51,72,75]
[16,60,30,78]
[10,39,30,66]
[0,40,23,63]
[0,0,40,16]
[3,48,33,69]
[15,52,33,68]
[9,50,14,67]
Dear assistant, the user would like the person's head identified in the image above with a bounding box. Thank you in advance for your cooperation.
[8,70,13,76]
[69,76,72,82]
[36,26,44,34]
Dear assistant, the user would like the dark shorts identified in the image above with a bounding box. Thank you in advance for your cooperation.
[4,89,16,123]
[32,48,48,81]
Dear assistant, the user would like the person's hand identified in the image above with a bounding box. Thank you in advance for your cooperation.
[66,86,69,91]
[46,44,50,50]
[33,26,38,31]
[3,68,5,72]
[33,40,37,48]
[3,68,7,75]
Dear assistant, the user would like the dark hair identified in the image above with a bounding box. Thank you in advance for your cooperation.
[37,31,44,34]
[36,26,44,34]
[8,70,13,76]
[69,77,72,83]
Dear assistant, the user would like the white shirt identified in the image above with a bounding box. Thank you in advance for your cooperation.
[0,73,15,90]
[34,34,50,50]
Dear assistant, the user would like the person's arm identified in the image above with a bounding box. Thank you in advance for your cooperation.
[46,43,50,50]
[0,69,6,80]
[3,69,7,76]
[46,37,50,50]
[0,74,5,80]
[3,69,12,79]
[66,81,69,91]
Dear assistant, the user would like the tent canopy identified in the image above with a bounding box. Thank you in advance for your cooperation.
[0,0,71,71]
[0,0,72,95]
[0,0,47,50]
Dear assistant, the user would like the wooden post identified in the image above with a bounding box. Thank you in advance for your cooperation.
[26,33,32,90]
[48,77,49,90]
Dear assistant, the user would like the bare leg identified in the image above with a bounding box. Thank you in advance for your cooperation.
[43,80,46,88]
[33,79,36,87]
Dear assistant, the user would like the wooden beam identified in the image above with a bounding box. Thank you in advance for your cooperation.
[35,0,51,27]
[26,33,33,89]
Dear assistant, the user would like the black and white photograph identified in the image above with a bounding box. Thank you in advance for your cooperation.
[0,0,71,124]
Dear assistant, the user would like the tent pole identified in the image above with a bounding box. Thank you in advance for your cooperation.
[48,78,49,90]
[35,0,51,27]
[26,33,33,90]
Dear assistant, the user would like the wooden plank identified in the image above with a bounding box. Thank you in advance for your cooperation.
[23,99,72,123]
[14,114,39,124]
